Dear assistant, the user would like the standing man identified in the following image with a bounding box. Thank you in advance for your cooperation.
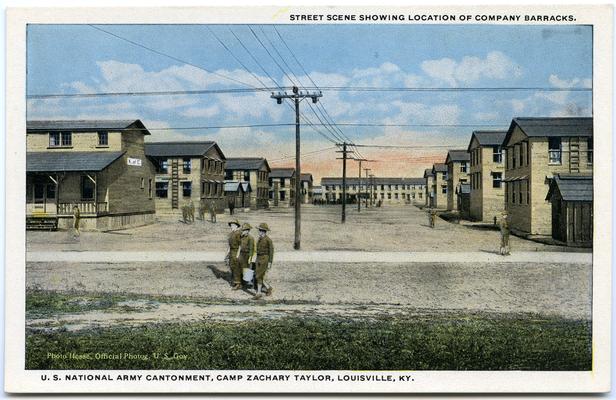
[254,223,274,299]
[238,223,255,290]
[188,199,195,223]
[228,198,235,215]
[209,200,217,223]
[226,218,242,289]
[499,210,511,256]
[429,208,437,228]
[72,205,81,240]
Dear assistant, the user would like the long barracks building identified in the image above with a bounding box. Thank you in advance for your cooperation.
[321,177,426,205]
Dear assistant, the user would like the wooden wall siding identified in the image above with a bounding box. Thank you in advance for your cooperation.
[27,131,122,152]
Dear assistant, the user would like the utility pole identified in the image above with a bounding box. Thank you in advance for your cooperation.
[369,174,375,206]
[356,158,366,213]
[363,167,371,208]
[271,86,322,250]
[336,142,350,223]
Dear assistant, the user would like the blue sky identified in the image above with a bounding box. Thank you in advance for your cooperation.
[26,24,592,179]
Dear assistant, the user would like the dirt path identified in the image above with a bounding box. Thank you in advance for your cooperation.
[26,205,570,253]
[27,260,592,331]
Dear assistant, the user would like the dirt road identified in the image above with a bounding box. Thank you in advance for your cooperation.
[26,205,570,253]
[27,259,591,331]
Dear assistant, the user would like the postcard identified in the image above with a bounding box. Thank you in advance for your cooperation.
[4,4,612,393]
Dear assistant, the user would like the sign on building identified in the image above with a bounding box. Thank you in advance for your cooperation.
[127,157,142,166]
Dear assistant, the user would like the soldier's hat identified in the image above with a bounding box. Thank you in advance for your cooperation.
[258,223,270,232]
[228,218,240,227]
[241,223,252,231]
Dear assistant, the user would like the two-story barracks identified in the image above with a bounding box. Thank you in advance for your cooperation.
[26,120,157,230]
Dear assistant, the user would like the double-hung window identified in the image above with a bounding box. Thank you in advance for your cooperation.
[548,137,562,164]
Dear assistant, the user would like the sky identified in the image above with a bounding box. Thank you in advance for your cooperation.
[26,24,592,182]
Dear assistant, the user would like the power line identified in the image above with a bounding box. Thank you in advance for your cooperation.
[353,143,462,149]
[268,146,337,162]
[227,27,282,90]
[88,24,257,89]
[305,86,593,92]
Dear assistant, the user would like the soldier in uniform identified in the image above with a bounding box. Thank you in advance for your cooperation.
[254,223,274,299]
[499,210,511,256]
[429,208,437,228]
[226,218,242,289]
[237,223,255,290]
[209,200,217,223]
[188,199,195,223]
[72,205,81,240]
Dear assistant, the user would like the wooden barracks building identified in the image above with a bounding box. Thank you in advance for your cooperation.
[145,141,226,213]
[26,119,156,230]
[445,149,470,211]
[321,177,425,205]
[502,117,593,237]
[224,157,271,209]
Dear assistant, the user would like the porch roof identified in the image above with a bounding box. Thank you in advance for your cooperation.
[26,151,125,172]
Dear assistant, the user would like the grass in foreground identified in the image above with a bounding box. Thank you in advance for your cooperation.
[26,314,591,370]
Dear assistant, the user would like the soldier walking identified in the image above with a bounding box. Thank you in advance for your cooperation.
[499,210,511,256]
[226,218,242,289]
[237,223,255,290]
[254,223,274,299]
[209,200,217,223]
[429,208,437,228]
[228,198,235,215]
[188,199,195,222]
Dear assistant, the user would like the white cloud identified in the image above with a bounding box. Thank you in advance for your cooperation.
[386,101,461,125]
[180,104,220,118]
[421,51,522,87]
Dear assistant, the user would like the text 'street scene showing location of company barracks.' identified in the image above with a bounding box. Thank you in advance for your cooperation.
[10,4,612,394]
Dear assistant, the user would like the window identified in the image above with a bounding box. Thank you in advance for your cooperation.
[395,185,398,190]
[98,131,108,146]
[511,182,516,204]
[352,185,356,191]
[512,145,517,168]
[588,137,593,164]
[381,185,385,190]
[325,185,329,191]
[492,172,502,188]
[156,182,168,198]
[182,181,192,197]
[394,193,398,199]
[280,180,285,188]
[140,178,145,189]
[419,192,422,199]
[381,193,384,199]
[387,193,392,199]
[49,131,72,147]
[493,146,502,163]
[526,180,530,204]
[183,158,191,174]
[225,170,233,180]
[505,148,509,169]
[280,191,286,201]
[148,179,153,199]
[442,172,448,180]
[244,171,250,181]
[61,131,72,146]
[201,182,206,196]
[518,181,523,204]
[159,160,169,174]
[521,142,528,166]
[81,176,95,200]
[518,143,523,167]
[460,162,468,173]
[442,185,447,194]
[548,137,562,164]
[49,132,60,147]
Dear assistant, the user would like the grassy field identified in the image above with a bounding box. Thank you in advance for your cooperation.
[26,291,592,370]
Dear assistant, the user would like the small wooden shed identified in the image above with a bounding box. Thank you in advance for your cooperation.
[546,174,593,246]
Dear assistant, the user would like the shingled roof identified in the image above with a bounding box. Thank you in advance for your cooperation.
[27,151,125,172]
[27,119,151,134]
[300,173,313,182]
[504,117,593,147]
[445,149,470,163]
[468,131,508,151]
[432,163,447,173]
[225,157,270,171]
[145,141,225,159]
[424,168,434,178]
[546,174,593,202]
[270,168,295,178]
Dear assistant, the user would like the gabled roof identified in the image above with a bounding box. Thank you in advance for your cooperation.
[423,168,434,178]
[503,117,593,147]
[27,119,151,135]
[225,157,270,172]
[224,180,250,192]
[456,183,471,194]
[27,151,125,172]
[445,149,470,163]
[546,174,593,202]
[270,168,295,178]
[145,141,225,159]
[300,173,313,182]
[432,163,447,173]
[467,131,507,151]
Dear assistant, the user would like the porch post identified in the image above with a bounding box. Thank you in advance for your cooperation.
[94,173,98,214]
